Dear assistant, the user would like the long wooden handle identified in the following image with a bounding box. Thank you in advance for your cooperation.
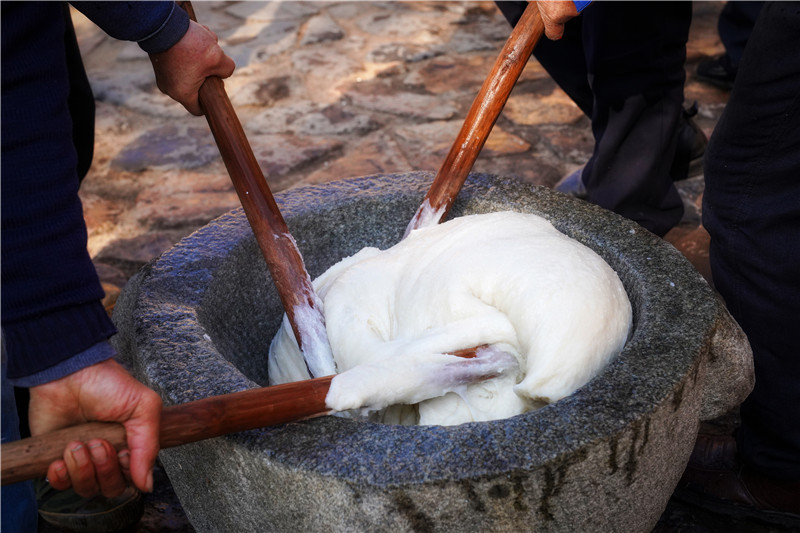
[405,2,544,235]
[181,1,334,378]
[2,345,483,485]
[1,376,334,486]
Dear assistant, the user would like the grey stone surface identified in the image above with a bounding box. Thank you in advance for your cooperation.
[249,101,378,137]
[113,172,753,533]
[249,133,343,183]
[133,171,240,231]
[345,80,459,120]
[300,13,345,46]
[225,1,319,23]
[95,233,177,278]
[111,125,219,172]
[89,68,186,119]
[366,42,444,64]
[290,47,363,77]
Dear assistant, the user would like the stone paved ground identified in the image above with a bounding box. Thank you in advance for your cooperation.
[47,2,783,532]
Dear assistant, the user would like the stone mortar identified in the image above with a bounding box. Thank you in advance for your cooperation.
[113,172,753,533]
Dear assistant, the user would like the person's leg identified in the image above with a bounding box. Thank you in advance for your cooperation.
[717,1,764,66]
[703,1,800,481]
[581,89,685,236]
[497,2,694,236]
[576,2,692,236]
[1,334,39,533]
[697,1,764,90]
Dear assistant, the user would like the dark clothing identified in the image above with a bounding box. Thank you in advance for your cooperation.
[2,4,190,529]
[1,342,38,531]
[1,1,188,381]
[71,1,190,54]
[1,2,113,380]
[496,1,692,236]
[64,2,97,181]
[717,1,763,67]
[703,1,800,481]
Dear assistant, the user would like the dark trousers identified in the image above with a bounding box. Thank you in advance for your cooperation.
[703,2,800,481]
[718,1,764,66]
[496,2,692,236]
[1,336,39,532]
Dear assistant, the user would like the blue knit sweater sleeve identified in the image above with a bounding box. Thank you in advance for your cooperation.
[70,1,189,54]
[9,341,117,388]
[0,2,188,383]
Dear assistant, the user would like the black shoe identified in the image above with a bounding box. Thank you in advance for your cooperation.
[672,101,708,181]
[696,54,737,90]
[673,433,800,529]
[36,478,144,533]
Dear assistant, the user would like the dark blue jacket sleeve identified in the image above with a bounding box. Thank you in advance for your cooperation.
[70,1,189,53]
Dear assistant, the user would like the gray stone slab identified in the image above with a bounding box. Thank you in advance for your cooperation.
[249,102,378,137]
[300,13,345,46]
[225,2,319,23]
[113,172,753,533]
[345,80,458,120]
[111,125,218,172]
[88,69,186,119]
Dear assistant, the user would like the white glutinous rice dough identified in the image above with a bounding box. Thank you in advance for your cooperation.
[268,211,632,426]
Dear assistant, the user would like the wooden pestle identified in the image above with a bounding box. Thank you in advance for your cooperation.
[405,2,545,236]
[1,376,335,486]
[180,1,334,379]
[2,348,482,485]
[403,3,546,359]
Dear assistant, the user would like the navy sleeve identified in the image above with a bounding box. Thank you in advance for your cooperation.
[9,341,117,388]
[70,1,190,54]
[1,3,116,380]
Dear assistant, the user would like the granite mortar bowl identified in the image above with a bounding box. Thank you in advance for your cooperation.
[113,171,753,533]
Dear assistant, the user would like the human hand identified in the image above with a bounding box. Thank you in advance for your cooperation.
[148,19,235,115]
[536,0,581,41]
[28,359,162,498]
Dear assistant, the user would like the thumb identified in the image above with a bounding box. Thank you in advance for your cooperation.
[121,393,162,492]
